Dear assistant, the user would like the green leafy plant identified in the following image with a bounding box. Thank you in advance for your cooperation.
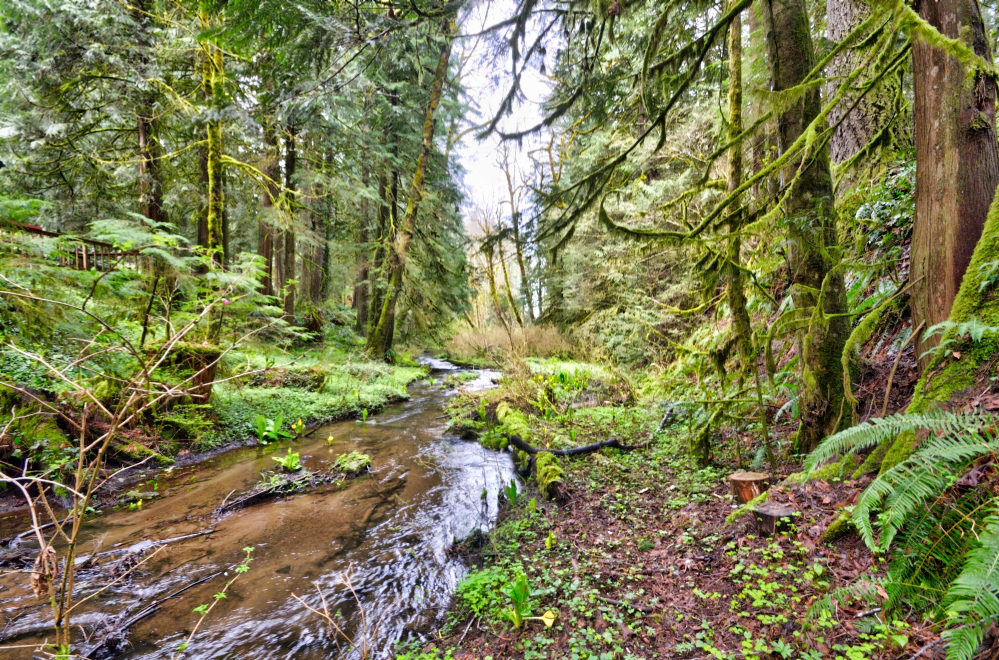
[175,547,254,656]
[502,573,531,628]
[254,414,292,444]
[809,411,999,659]
[504,479,519,506]
[272,449,302,472]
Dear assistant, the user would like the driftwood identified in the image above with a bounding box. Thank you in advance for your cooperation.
[83,570,221,658]
[728,472,770,504]
[213,468,340,517]
[507,434,645,456]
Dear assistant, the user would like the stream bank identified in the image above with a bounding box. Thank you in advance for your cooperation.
[414,359,935,660]
[0,363,514,659]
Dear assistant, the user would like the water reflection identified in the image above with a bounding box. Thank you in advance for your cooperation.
[0,363,512,659]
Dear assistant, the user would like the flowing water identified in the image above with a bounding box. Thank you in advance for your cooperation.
[0,363,513,659]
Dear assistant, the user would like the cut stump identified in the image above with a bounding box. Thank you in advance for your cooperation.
[728,471,770,504]
[753,502,796,536]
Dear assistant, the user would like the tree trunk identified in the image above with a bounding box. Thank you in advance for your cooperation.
[727,4,753,370]
[826,0,901,177]
[368,169,390,335]
[137,109,164,225]
[259,124,279,297]
[762,0,850,452]
[502,152,534,322]
[497,231,524,326]
[910,0,999,368]
[354,162,371,334]
[367,25,453,359]
[283,126,297,317]
[196,31,225,265]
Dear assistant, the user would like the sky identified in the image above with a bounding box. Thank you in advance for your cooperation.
[453,0,553,222]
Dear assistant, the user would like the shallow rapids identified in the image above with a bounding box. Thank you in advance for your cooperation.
[0,365,513,659]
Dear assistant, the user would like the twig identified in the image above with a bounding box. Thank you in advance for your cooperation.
[882,321,923,417]
[909,637,944,659]
[83,570,222,658]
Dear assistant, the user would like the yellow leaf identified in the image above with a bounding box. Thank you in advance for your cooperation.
[541,610,557,628]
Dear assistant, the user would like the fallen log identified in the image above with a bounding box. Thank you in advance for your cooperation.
[507,434,645,456]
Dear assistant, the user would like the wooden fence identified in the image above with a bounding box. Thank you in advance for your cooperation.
[1,222,148,272]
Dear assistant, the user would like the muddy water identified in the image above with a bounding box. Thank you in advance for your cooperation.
[0,366,512,659]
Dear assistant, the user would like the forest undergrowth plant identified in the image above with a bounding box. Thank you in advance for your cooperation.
[292,563,379,659]
[807,410,999,659]
[0,238,282,655]
[174,546,255,657]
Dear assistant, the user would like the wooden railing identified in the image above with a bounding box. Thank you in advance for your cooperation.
[1,221,149,272]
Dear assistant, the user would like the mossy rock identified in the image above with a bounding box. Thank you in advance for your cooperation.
[334,450,371,475]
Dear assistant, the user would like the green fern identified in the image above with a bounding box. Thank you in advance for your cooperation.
[807,410,999,660]
[942,507,999,660]
[805,410,985,475]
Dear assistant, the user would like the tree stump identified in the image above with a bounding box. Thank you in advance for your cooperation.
[728,472,770,504]
[753,502,796,536]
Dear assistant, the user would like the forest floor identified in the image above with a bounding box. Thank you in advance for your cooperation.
[404,350,937,660]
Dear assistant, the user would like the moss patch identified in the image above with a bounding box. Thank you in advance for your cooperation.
[535,452,565,499]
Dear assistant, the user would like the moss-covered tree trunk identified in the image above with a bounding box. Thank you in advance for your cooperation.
[259,124,279,297]
[762,0,850,451]
[283,126,297,317]
[826,0,901,176]
[196,24,225,267]
[727,4,753,370]
[368,25,453,359]
[910,0,999,368]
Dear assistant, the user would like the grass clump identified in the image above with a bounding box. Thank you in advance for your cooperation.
[208,364,424,447]
[334,450,371,474]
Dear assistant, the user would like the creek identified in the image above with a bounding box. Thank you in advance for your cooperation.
[0,362,513,659]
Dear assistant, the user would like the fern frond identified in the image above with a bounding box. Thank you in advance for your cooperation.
[942,507,999,660]
[806,410,984,475]
[851,422,997,550]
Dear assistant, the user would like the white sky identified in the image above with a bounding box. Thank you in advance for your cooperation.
[454,0,552,219]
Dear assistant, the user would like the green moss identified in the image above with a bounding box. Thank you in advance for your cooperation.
[786,455,858,485]
[209,363,424,446]
[535,452,565,499]
[334,450,371,475]
[879,430,918,475]
[853,442,889,478]
[821,509,855,542]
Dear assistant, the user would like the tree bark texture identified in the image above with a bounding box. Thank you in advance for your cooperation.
[283,126,297,317]
[727,6,754,370]
[910,0,999,368]
[135,0,164,227]
[762,0,850,451]
[826,0,901,170]
[368,25,453,358]
[259,125,279,297]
